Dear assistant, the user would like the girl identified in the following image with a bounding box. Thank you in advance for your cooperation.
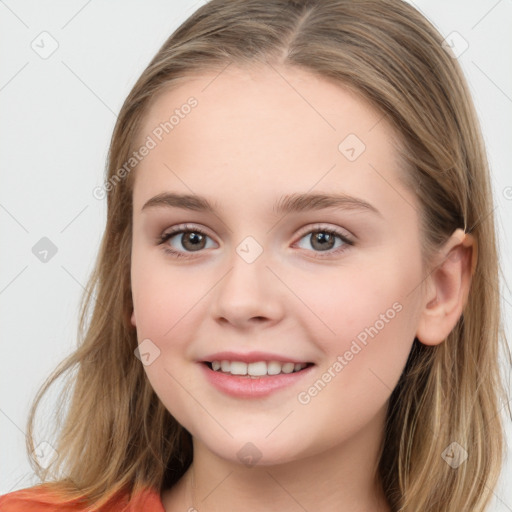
[1,0,510,510]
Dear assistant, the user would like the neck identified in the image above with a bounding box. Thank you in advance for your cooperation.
[162,404,391,512]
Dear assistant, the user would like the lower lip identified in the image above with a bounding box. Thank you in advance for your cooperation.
[199,362,315,398]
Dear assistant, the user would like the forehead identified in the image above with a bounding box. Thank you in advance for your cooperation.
[139,64,398,149]
[131,64,410,217]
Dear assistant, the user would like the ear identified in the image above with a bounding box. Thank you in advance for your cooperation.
[416,228,477,346]
[130,309,137,327]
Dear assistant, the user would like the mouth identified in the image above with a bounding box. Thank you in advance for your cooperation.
[199,357,316,398]
[202,360,315,378]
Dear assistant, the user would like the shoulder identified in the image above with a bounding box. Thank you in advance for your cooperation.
[0,484,165,512]
[0,485,84,511]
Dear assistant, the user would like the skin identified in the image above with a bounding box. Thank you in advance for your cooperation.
[129,64,475,511]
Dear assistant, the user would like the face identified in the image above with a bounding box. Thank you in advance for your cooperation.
[130,64,427,465]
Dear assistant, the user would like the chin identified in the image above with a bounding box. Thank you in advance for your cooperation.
[196,432,311,468]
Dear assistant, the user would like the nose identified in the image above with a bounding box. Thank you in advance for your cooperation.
[211,245,285,329]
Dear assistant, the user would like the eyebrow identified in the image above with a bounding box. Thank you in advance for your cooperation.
[141,192,381,217]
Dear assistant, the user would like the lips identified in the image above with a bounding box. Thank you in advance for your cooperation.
[198,351,315,398]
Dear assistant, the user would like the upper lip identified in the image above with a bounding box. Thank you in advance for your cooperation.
[200,351,313,364]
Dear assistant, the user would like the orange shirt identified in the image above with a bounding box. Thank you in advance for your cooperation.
[0,485,165,511]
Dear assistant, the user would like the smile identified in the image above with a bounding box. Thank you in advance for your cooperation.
[200,360,315,398]
[206,360,312,377]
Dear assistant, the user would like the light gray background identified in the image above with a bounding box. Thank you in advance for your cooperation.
[1,0,511,508]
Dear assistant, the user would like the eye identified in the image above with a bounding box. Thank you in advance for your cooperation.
[158,224,216,259]
[293,224,354,258]
[158,223,354,259]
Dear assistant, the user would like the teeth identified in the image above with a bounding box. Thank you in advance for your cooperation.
[247,361,267,376]
[230,361,247,375]
[281,362,295,374]
[209,360,308,376]
[267,361,281,375]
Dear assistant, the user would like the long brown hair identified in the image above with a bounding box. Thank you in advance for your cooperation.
[24,0,510,510]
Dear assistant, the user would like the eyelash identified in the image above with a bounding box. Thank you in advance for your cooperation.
[157,223,354,260]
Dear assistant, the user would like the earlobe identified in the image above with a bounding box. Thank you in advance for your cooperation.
[416,228,477,346]
[130,310,136,327]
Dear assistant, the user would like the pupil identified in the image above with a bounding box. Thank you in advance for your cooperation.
[314,232,334,251]
[183,232,204,251]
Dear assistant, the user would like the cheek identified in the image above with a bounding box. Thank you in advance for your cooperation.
[290,250,422,400]
[288,271,419,452]
[130,254,200,402]
[290,251,421,345]
[131,245,198,338]
[130,262,204,426]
